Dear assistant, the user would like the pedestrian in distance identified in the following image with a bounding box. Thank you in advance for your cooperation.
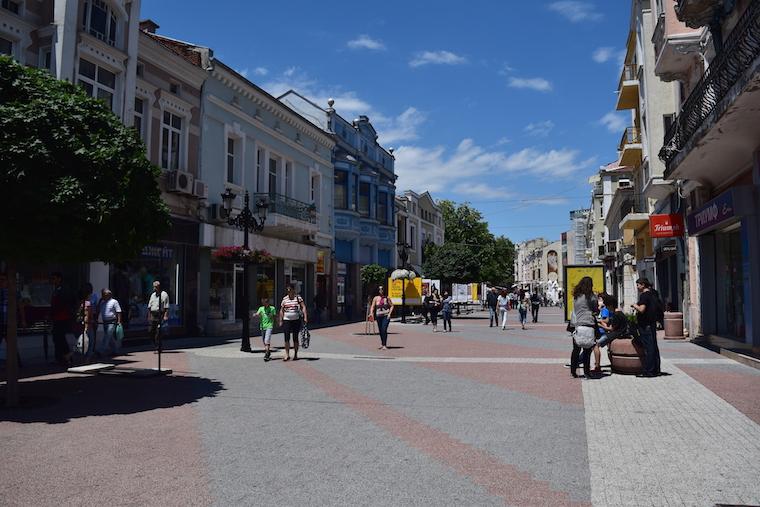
[147,280,169,352]
[569,276,599,379]
[518,296,529,330]
[49,272,73,366]
[97,289,122,357]
[369,285,394,350]
[73,284,93,361]
[530,291,541,323]
[486,287,499,327]
[497,289,510,330]
[278,284,307,361]
[422,287,431,325]
[425,288,442,332]
[631,278,662,377]
[441,290,453,332]
[255,296,276,361]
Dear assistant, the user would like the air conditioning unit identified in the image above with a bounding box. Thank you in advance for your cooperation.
[303,233,316,244]
[193,180,208,199]
[167,170,194,194]
[618,179,632,189]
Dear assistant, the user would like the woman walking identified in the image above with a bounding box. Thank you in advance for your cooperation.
[369,286,394,350]
[497,289,510,330]
[518,296,529,330]
[570,276,599,378]
[426,288,442,332]
[441,291,453,332]
[278,284,307,361]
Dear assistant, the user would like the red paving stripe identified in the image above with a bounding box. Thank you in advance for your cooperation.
[679,365,760,425]
[318,325,569,358]
[290,362,590,507]
[0,351,213,507]
[420,363,583,406]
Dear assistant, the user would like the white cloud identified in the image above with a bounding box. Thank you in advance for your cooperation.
[548,1,603,23]
[453,183,515,199]
[524,120,555,137]
[262,68,423,143]
[498,63,515,76]
[496,137,512,146]
[394,138,594,195]
[238,68,249,78]
[592,47,615,63]
[599,112,627,133]
[347,34,386,51]
[508,77,553,92]
[409,50,467,68]
[254,67,269,76]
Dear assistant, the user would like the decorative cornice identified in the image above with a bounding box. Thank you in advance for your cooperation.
[138,32,207,89]
[78,33,128,72]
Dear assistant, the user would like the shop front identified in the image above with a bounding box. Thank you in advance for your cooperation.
[687,186,760,346]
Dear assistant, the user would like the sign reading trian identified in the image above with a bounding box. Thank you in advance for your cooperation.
[649,214,685,238]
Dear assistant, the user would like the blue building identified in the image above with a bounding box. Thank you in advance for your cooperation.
[279,93,397,318]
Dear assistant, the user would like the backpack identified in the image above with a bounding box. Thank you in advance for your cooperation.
[650,290,665,325]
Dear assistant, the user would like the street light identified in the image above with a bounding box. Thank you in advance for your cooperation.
[220,189,268,352]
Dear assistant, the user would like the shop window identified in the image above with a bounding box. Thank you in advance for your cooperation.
[334,170,347,210]
[77,58,116,111]
[210,265,235,321]
[161,111,183,171]
[82,0,118,46]
[358,182,370,217]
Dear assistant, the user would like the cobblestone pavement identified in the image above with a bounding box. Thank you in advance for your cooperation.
[2,308,759,506]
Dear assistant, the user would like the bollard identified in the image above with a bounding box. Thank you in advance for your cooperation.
[664,312,684,340]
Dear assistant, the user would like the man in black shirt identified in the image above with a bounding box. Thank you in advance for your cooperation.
[486,287,499,327]
[631,277,661,377]
[530,292,541,323]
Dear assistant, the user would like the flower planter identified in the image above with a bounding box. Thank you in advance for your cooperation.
[608,337,645,375]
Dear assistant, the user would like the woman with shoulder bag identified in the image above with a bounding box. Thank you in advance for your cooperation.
[369,286,394,350]
[570,276,599,379]
[278,284,307,361]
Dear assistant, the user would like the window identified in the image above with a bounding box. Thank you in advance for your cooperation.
[82,0,117,46]
[353,174,359,211]
[169,82,180,95]
[268,157,278,194]
[334,170,348,210]
[226,138,235,184]
[39,46,52,71]
[284,162,292,197]
[256,148,264,192]
[136,63,144,77]
[133,97,146,142]
[359,181,370,217]
[410,225,416,249]
[378,191,388,224]
[663,114,676,135]
[77,58,116,110]
[0,37,11,56]
[1,0,20,14]
[311,174,320,211]
[161,111,183,170]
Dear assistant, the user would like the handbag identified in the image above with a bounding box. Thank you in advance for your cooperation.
[573,326,596,348]
[566,309,576,333]
[75,333,88,355]
[300,323,311,349]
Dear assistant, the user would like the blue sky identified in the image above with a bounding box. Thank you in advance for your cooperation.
[142,0,631,243]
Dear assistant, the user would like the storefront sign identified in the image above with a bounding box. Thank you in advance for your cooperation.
[140,245,174,259]
[687,189,739,235]
[649,214,684,238]
[316,251,326,274]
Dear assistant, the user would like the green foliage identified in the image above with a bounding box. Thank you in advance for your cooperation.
[423,200,515,284]
[360,263,388,286]
[0,56,170,263]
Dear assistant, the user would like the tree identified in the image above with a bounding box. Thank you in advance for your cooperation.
[422,242,481,283]
[360,263,388,304]
[0,56,170,406]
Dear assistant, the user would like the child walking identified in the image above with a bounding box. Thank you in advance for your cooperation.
[255,297,276,362]
[518,297,529,330]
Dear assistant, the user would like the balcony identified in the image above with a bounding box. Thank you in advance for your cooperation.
[616,64,640,110]
[660,0,760,184]
[619,127,643,167]
[675,0,723,29]
[652,10,703,82]
[254,192,317,236]
[619,196,650,246]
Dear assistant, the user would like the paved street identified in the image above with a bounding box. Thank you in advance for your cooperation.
[2,308,760,506]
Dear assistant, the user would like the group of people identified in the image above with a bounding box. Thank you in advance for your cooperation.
[569,276,662,379]
[254,284,309,362]
[485,287,542,330]
[420,287,454,333]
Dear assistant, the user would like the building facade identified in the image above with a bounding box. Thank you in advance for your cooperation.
[514,238,550,292]
[659,0,760,347]
[395,191,444,274]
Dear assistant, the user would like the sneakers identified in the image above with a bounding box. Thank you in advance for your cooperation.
[264,350,271,362]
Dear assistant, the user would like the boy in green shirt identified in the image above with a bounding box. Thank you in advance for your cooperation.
[255,297,276,361]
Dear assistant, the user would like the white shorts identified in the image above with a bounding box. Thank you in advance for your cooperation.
[262,328,272,345]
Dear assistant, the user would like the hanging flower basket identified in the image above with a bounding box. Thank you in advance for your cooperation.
[213,246,274,264]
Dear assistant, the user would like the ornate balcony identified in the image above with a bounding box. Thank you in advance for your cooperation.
[255,193,316,224]
[660,0,760,179]
[616,64,640,110]
[652,10,703,82]
[619,127,643,167]
[675,0,724,29]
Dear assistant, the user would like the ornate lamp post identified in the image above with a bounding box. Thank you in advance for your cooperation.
[392,242,415,323]
[220,189,268,352]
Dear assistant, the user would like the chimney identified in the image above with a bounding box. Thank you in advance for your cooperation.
[140,19,160,34]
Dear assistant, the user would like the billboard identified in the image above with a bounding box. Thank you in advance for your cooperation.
[388,277,422,305]
[563,265,606,321]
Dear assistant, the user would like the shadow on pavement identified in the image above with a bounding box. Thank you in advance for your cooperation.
[0,372,224,424]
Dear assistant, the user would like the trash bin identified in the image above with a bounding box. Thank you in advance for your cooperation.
[664,312,684,340]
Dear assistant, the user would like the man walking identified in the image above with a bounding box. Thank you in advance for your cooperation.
[530,291,541,323]
[147,281,170,351]
[631,277,661,377]
[486,287,499,327]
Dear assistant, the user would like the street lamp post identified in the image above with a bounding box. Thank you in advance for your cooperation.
[393,242,413,324]
[221,189,268,352]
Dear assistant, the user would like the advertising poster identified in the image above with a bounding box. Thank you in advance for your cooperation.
[563,265,606,321]
[470,283,479,302]
[388,277,422,305]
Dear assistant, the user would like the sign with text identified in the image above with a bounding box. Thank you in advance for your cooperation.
[687,189,737,235]
[563,265,606,321]
[649,214,685,238]
[388,277,422,306]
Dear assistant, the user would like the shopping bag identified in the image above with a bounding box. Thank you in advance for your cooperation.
[114,323,124,350]
[75,333,88,355]
[300,323,311,349]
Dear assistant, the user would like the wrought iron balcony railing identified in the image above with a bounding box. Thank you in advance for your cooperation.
[255,193,317,224]
[660,0,760,169]
[619,127,642,150]
[652,12,666,58]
